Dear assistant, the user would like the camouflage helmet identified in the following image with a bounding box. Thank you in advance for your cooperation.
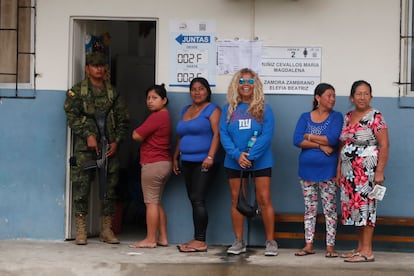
[86,52,107,65]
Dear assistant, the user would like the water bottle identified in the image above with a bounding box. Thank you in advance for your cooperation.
[246,130,258,152]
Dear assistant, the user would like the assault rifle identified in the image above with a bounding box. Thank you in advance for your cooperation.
[81,111,109,200]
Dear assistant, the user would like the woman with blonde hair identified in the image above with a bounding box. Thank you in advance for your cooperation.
[219,68,277,256]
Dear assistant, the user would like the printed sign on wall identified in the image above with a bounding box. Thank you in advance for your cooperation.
[260,46,322,94]
[169,20,216,87]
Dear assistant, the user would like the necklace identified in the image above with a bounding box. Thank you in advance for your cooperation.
[192,103,208,112]
[192,105,201,111]
[186,103,206,120]
[312,109,330,123]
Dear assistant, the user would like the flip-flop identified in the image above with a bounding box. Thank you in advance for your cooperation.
[344,252,375,263]
[157,242,169,247]
[294,249,316,256]
[325,250,339,258]
[177,244,208,253]
[340,249,358,258]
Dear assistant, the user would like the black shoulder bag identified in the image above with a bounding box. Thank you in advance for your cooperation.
[236,169,260,217]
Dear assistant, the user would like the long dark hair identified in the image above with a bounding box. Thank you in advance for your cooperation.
[190,77,212,102]
[312,83,335,110]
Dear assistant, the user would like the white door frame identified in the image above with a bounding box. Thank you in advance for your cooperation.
[65,16,158,240]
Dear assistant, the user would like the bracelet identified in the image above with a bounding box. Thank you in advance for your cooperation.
[207,156,213,160]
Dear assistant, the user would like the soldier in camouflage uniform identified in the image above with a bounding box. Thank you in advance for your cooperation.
[64,52,129,245]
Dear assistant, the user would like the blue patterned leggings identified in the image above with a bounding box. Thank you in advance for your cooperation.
[300,178,337,246]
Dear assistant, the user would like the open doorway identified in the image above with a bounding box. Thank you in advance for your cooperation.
[65,18,156,240]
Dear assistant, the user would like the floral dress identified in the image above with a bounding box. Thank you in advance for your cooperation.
[339,109,387,227]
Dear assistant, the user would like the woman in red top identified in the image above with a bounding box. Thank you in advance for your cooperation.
[130,84,172,248]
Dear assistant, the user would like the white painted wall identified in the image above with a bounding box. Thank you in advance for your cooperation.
[36,0,400,97]
[256,0,400,97]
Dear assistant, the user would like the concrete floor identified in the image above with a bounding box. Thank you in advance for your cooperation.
[1,236,414,276]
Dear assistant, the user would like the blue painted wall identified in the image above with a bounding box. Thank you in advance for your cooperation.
[0,90,67,239]
[0,90,412,245]
[166,93,413,246]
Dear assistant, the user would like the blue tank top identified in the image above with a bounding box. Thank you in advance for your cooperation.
[176,103,218,162]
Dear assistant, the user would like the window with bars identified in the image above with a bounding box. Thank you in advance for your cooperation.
[400,0,414,97]
[0,0,36,98]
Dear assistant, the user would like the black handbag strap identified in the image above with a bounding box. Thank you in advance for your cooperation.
[239,167,256,199]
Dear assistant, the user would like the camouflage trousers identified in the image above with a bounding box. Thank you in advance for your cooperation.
[70,150,119,216]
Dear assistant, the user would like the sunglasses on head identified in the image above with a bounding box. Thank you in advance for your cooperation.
[239,78,255,85]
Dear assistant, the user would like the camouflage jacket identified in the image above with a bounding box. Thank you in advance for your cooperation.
[64,78,130,149]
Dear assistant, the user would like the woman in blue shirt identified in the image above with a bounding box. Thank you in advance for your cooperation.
[173,77,221,253]
[293,83,343,258]
[220,68,277,256]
